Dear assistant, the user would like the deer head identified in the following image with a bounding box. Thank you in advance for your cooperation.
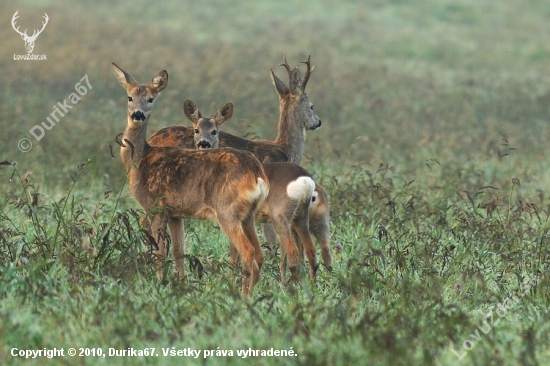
[112,63,168,129]
[11,11,49,54]
[271,54,321,133]
[183,99,233,149]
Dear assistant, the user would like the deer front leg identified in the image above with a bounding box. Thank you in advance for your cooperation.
[168,218,185,280]
[149,214,169,279]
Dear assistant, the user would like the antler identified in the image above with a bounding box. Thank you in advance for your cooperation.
[29,13,49,40]
[11,11,27,37]
[300,55,314,90]
[278,52,292,77]
[11,12,48,40]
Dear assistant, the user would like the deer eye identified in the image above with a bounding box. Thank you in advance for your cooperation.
[128,96,133,102]
[148,98,154,103]
[310,105,314,110]
[194,129,199,134]
[212,130,217,136]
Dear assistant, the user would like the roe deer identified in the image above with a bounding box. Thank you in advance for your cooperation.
[112,63,269,296]
[186,99,318,283]
[147,54,332,271]
[147,55,320,161]
[272,55,332,271]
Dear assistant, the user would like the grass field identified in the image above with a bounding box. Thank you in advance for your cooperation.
[1,0,550,365]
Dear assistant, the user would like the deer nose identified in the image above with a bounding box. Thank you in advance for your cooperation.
[131,111,146,121]
[310,120,321,130]
[197,141,211,149]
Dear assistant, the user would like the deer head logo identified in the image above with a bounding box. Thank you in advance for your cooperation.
[11,11,49,54]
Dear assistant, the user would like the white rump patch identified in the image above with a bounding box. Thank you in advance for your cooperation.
[246,177,269,203]
[257,177,269,201]
[286,176,315,201]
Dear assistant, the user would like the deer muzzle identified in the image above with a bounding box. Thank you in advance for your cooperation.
[131,111,146,121]
[196,140,212,149]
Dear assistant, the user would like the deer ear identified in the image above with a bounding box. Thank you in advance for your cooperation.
[183,99,201,123]
[214,102,233,126]
[112,63,138,89]
[150,70,168,93]
[271,70,289,97]
[289,68,303,96]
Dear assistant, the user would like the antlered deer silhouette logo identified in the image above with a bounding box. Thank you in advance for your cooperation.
[11,11,49,54]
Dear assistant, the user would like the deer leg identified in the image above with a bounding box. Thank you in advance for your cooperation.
[242,215,264,288]
[280,243,288,284]
[149,214,169,279]
[262,223,278,255]
[293,203,318,280]
[309,188,333,271]
[310,213,332,272]
[275,220,300,285]
[269,201,301,285]
[292,228,305,261]
[228,242,241,282]
[228,242,241,268]
[168,218,185,280]
[292,224,318,280]
[218,218,259,297]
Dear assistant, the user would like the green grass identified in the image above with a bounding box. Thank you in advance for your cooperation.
[1,0,550,364]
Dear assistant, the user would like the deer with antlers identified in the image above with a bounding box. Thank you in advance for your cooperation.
[185,99,318,283]
[147,55,332,273]
[112,63,269,297]
[11,11,49,54]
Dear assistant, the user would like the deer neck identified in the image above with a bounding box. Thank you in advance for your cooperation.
[120,116,150,170]
[274,99,306,165]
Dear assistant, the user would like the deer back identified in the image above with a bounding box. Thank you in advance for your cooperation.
[148,126,289,163]
[129,146,268,221]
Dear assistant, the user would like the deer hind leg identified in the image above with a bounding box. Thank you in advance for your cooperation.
[270,204,301,285]
[218,217,259,297]
[168,218,185,280]
[310,188,332,271]
[241,215,264,287]
[228,243,241,268]
[293,202,318,280]
[310,212,332,272]
[228,242,242,283]
[276,223,300,285]
[149,214,169,279]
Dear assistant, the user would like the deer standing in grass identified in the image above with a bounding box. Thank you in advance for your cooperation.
[112,63,269,297]
[148,55,332,272]
[185,99,318,283]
